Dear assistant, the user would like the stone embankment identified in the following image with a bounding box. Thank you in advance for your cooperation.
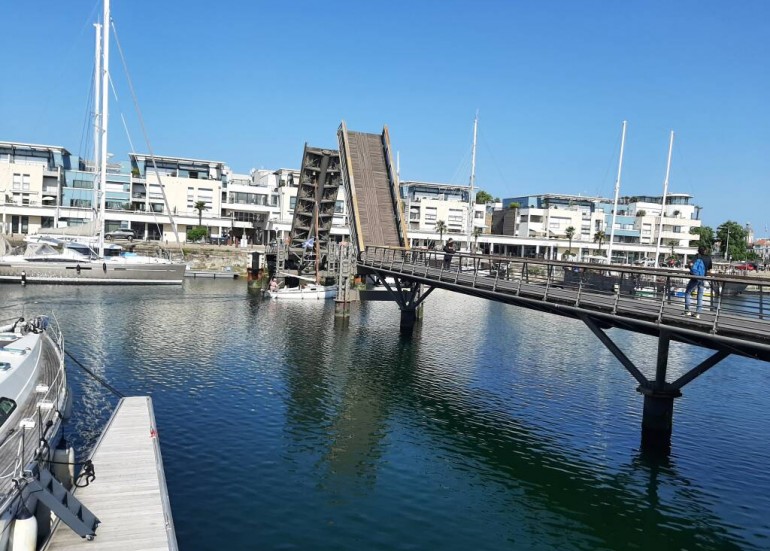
[138,243,255,275]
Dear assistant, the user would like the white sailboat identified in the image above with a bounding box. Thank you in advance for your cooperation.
[266,273,337,300]
[0,1,186,285]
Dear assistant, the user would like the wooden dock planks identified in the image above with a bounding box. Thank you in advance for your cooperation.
[44,396,177,551]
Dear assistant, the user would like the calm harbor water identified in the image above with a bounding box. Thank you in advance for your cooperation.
[4,280,770,550]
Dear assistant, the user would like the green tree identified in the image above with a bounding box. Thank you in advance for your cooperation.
[435,220,447,243]
[689,225,714,249]
[716,221,748,261]
[594,230,606,254]
[187,227,208,243]
[194,201,208,227]
[475,190,493,204]
[565,226,575,254]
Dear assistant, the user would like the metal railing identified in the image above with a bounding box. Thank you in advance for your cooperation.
[359,246,770,346]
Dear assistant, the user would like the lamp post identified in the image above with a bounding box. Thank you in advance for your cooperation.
[725,226,730,263]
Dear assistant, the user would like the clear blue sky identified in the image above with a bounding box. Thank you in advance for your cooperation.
[2,0,768,233]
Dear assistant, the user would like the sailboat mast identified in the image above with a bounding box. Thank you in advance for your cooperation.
[607,120,627,263]
[468,111,478,249]
[654,131,675,265]
[93,22,102,221]
[98,0,111,258]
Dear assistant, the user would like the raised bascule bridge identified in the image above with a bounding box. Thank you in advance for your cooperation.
[272,122,408,290]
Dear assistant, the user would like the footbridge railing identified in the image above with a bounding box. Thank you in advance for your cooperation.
[358,245,770,361]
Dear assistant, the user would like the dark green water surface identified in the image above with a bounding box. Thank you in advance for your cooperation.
[4,280,769,550]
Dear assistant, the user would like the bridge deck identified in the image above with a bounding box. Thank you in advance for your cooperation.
[360,247,770,362]
[338,124,405,251]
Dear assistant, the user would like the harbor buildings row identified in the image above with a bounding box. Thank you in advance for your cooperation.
[2,139,706,263]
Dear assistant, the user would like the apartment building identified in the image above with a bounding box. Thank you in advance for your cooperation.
[0,141,350,245]
[400,181,486,248]
[494,193,702,262]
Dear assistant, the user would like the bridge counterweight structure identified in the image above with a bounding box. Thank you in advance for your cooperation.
[359,245,770,453]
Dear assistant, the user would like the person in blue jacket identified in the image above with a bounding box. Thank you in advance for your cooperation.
[684,246,713,318]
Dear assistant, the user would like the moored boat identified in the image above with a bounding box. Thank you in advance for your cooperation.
[0,314,80,546]
[266,279,337,300]
[0,236,186,285]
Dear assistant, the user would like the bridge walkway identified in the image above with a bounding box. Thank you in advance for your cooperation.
[337,122,407,253]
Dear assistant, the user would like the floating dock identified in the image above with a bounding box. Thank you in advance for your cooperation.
[44,396,178,550]
[185,270,239,279]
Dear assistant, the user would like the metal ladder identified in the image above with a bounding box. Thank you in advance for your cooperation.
[24,468,100,540]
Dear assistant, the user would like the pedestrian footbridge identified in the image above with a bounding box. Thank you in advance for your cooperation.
[357,245,770,452]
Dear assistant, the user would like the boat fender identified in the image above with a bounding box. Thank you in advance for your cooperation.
[52,446,76,490]
[76,264,81,274]
[102,262,107,273]
[20,271,27,286]
[61,390,73,420]
[10,510,37,551]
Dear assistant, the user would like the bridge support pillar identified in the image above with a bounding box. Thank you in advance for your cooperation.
[638,387,681,453]
[400,308,418,334]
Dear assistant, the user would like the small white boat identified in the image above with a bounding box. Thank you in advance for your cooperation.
[266,283,337,300]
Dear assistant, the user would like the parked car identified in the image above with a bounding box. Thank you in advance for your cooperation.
[105,229,135,241]
[734,262,758,271]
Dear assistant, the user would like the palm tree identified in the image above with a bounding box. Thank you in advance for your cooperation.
[594,230,606,254]
[435,220,447,244]
[565,226,575,255]
[472,226,483,253]
[194,201,208,227]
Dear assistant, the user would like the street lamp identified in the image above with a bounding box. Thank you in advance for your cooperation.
[725,227,730,263]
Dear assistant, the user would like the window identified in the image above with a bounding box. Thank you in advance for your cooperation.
[71,199,92,208]
[22,174,30,191]
[448,209,464,223]
[289,197,297,210]
[335,200,344,214]
[0,397,17,428]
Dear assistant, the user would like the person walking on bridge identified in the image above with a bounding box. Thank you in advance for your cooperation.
[684,245,712,318]
[442,238,456,270]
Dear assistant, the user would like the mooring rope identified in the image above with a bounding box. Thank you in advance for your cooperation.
[63,349,125,398]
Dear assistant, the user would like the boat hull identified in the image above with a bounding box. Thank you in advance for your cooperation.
[0,317,68,537]
[0,260,186,284]
[266,285,336,300]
